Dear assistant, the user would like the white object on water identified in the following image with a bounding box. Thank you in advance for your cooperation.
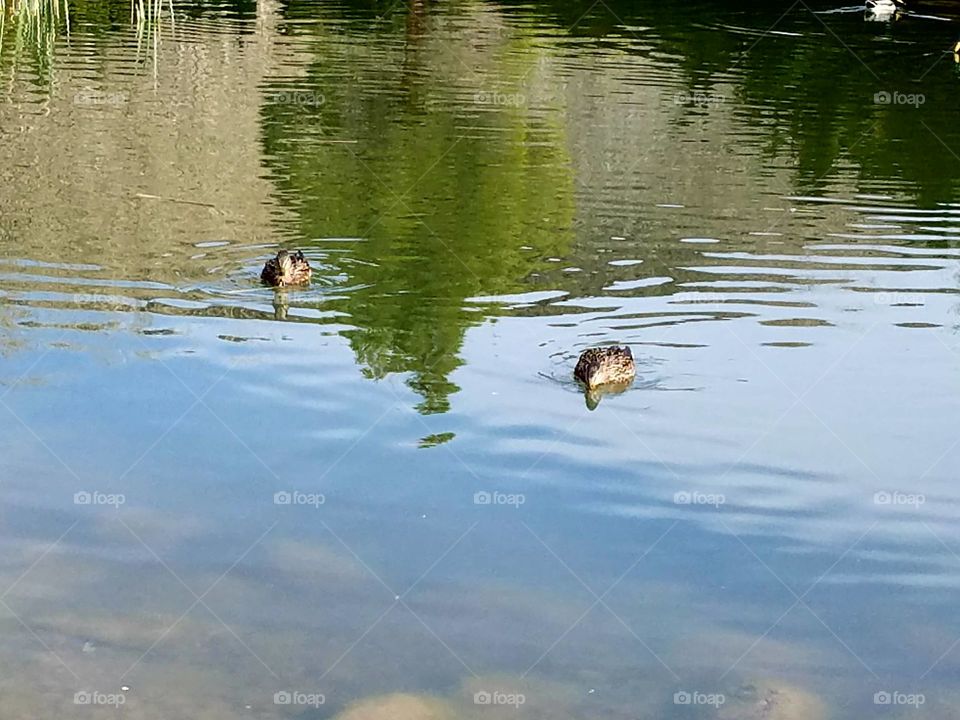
[865,0,903,21]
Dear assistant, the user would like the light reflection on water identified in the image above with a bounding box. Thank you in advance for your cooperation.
[1,0,960,717]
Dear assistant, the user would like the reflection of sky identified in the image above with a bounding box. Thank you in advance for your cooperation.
[4,262,960,717]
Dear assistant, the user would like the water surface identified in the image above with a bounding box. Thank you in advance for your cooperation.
[2,0,960,717]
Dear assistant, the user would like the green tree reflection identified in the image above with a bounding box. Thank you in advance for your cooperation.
[260,1,575,413]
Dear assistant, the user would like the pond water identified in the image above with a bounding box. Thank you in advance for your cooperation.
[2,0,960,717]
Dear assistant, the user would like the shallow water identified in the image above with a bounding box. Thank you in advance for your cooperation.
[2,0,960,716]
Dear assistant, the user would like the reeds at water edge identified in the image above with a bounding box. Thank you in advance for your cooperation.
[0,0,176,78]
[0,0,69,65]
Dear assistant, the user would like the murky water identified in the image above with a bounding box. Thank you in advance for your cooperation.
[2,0,960,716]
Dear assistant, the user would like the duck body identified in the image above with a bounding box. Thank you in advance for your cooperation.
[261,250,312,287]
[574,346,635,389]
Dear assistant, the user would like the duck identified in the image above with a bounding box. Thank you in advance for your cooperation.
[865,0,904,20]
[574,346,636,389]
[261,250,312,287]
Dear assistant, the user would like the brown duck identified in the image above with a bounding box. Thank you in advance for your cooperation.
[261,250,312,287]
[574,346,636,389]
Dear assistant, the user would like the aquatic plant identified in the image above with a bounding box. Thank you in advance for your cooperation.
[132,0,174,41]
[0,0,70,77]
[0,0,174,73]
[0,0,71,35]
[129,0,174,77]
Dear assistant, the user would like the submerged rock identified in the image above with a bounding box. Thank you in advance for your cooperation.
[334,693,456,720]
[717,680,826,720]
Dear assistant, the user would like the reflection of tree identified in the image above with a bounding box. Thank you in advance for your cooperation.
[721,25,960,202]
[497,0,960,203]
[261,2,575,413]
